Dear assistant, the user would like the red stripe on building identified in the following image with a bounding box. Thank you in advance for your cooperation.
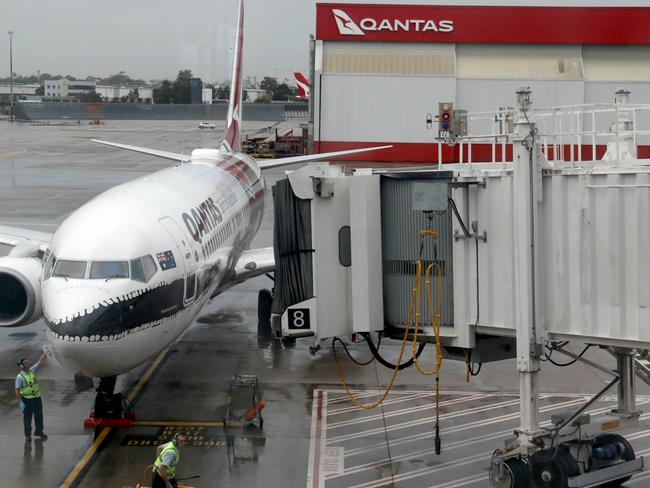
[317,4,650,45]
[315,141,650,164]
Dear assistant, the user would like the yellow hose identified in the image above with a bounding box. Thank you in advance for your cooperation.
[333,228,445,410]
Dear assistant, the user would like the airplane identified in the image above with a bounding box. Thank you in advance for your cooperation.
[0,0,390,411]
[293,72,310,101]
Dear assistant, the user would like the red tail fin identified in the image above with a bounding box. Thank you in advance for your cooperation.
[293,72,310,100]
[222,0,244,153]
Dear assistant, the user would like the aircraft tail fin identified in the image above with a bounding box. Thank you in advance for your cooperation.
[222,0,245,154]
[294,72,310,100]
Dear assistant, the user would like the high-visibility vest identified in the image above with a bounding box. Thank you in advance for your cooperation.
[154,441,180,478]
[18,370,40,399]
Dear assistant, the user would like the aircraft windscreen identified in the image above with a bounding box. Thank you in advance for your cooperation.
[52,260,87,279]
[129,255,157,283]
[90,261,129,279]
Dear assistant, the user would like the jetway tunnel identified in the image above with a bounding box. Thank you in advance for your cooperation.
[268,88,650,487]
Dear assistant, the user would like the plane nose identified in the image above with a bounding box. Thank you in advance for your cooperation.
[42,282,121,376]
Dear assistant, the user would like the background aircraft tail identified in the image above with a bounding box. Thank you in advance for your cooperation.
[294,72,310,100]
[222,0,245,153]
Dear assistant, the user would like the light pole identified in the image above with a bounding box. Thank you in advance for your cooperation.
[8,30,14,121]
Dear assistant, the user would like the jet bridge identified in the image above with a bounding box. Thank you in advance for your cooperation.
[271,88,650,487]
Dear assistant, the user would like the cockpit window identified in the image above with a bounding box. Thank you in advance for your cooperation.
[90,261,129,279]
[141,255,157,282]
[44,253,57,280]
[129,255,157,283]
[52,260,86,279]
[130,258,145,283]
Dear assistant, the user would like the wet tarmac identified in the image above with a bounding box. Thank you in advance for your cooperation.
[1,120,649,488]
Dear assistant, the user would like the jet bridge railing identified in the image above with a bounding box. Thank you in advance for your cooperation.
[436,92,650,167]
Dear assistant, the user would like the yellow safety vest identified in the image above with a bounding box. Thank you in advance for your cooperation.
[18,370,41,399]
[154,441,180,478]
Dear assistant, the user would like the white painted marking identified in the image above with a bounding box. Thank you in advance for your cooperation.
[327,393,494,428]
[328,396,582,444]
[322,447,344,475]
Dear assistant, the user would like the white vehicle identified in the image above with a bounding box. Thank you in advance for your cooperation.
[198,121,216,129]
[0,0,389,404]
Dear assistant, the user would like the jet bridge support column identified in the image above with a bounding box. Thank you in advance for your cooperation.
[615,349,637,415]
[512,87,545,450]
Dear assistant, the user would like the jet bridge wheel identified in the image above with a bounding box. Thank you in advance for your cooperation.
[489,457,528,488]
[530,446,579,488]
[592,433,635,487]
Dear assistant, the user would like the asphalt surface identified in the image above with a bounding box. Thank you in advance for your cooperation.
[1,120,649,488]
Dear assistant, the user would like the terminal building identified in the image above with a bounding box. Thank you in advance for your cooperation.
[312,1,650,163]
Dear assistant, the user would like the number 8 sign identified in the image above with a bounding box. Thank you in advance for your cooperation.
[288,308,311,330]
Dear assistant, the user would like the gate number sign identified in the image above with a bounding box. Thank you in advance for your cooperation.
[288,308,311,330]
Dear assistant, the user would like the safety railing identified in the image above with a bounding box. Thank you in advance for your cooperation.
[436,90,650,168]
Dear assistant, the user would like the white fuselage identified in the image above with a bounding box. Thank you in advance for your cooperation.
[42,151,265,377]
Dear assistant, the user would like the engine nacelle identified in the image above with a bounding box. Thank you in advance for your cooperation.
[0,256,43,327]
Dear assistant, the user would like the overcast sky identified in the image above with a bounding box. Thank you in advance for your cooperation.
[3,0,649,84]
[2,0,316,84]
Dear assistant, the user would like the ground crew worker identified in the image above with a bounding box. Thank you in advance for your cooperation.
[15,351,48,442]
[152,432,185,488]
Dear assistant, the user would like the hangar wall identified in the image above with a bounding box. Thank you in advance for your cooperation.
[314,3,650,162]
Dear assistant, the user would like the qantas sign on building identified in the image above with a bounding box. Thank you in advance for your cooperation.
[317,4,650,44]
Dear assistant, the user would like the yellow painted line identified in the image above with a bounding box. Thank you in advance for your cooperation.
[132,421,224,427]
[60,427,111,488]
[63,347,171,486]
[126,347,170,405]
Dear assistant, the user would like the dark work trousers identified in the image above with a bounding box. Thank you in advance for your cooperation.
[152,471,177,488]
[22,396,44,437]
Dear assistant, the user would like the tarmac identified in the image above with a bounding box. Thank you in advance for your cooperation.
[1,119,650,488]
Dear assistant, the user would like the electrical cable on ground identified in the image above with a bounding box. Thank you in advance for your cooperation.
[332,337,375,366]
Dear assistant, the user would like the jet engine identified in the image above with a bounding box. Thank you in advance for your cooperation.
[0,256,43,327]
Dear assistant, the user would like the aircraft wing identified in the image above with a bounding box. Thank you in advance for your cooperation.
[257,145,392,170]
[92,139,190,162]
[232,246,275,282]
[211,246,275,298]
[0,225,52,255]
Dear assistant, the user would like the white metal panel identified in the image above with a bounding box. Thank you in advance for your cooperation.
[319,74,456,142]
[350,175,384,333]
[323,41,455,76]
[457,44,583,80]
[312,178,354,341]
[583,46,650,82]
[541,170,650,345]
[453,166,650,348]
[457,79,585,113]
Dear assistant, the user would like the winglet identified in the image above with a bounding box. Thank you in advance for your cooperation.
[222,0,245,154]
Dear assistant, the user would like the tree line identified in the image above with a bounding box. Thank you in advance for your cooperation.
[2,71,300,104]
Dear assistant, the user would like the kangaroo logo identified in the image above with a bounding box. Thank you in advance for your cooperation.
[332,9,364,36]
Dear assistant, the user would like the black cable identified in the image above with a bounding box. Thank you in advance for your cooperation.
[545,344,591,367]
[448,197,471,238]
[332,337,375,366]
[474,236,479,327]
[361,332,426,370]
